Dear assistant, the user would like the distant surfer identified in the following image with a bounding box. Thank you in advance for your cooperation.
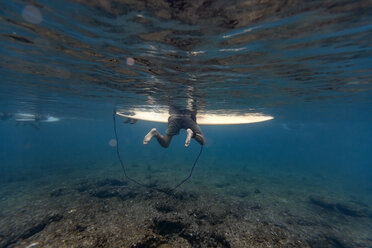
[143,106,206,148]
[13,113,60,129]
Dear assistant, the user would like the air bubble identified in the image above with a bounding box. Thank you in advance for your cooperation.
[126,57,135,66]
[22,5,43,24]
[109,139,117,147]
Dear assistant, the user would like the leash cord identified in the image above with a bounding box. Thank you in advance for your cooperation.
[113,110,203,192]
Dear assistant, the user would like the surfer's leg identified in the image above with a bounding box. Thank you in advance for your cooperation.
[185,128,193,147]
[183,118,206,146]
[194,133,206,146]
[143,128,159,144]
[155,134,172,148]
[143,128,173,148]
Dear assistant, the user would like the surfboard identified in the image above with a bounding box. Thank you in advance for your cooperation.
[116,108,273,125]
[15,113,60,122]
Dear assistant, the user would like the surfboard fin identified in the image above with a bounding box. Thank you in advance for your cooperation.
[124,118,137,124]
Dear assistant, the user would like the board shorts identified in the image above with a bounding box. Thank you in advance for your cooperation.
[165,114,204,138]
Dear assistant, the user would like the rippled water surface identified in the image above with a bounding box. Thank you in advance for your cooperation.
[1,0,371,117]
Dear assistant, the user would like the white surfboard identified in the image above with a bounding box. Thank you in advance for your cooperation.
[15,113,60,122]
[116,108,273,125]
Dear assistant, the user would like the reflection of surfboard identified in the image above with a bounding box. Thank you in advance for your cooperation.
[117,108,273,125]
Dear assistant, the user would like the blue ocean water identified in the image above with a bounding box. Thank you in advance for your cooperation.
[0,0,372,247]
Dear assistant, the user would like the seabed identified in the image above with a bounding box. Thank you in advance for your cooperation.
[0,163,371,248]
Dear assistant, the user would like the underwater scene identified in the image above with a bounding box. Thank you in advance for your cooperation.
[0,0,372,247]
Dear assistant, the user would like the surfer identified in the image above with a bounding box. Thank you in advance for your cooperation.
[143,106,206,148]
[13,113,59,129]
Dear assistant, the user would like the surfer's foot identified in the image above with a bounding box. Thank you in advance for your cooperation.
[143,128,158,145]
[185,128,194,147]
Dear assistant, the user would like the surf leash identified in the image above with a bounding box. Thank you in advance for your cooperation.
[173,145,203,190]
[113,109,148,188]
[112,109,203,193]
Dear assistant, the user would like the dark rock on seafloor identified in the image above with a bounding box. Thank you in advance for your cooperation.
[250,202,262,210]
[210,233,231,248]
[50,188,68,197]
[76,182,90,192]
[180,230,231,248]
[89,187,138,201]
[307,235,351,248]
[152,219,186,236]
[172,191,198,201]
[90,188,119,198]
[295,218,316,226]
[155,203,175,213]
[119,191,138,201]
[215,182,230,188]
[235,191,249,198]
[309,195,335,210]
[309,195,371,217]
[76,178,128,194]
[335,202,370,217]
[76,178,138,201]
[254,188,261,194]
[73,224,87,232]
[96,178,128,187]
[144,214,234,248]
[189,208,227,226]
[154,186,173,195]
[131,236,166,248]
[350,200,368,208]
